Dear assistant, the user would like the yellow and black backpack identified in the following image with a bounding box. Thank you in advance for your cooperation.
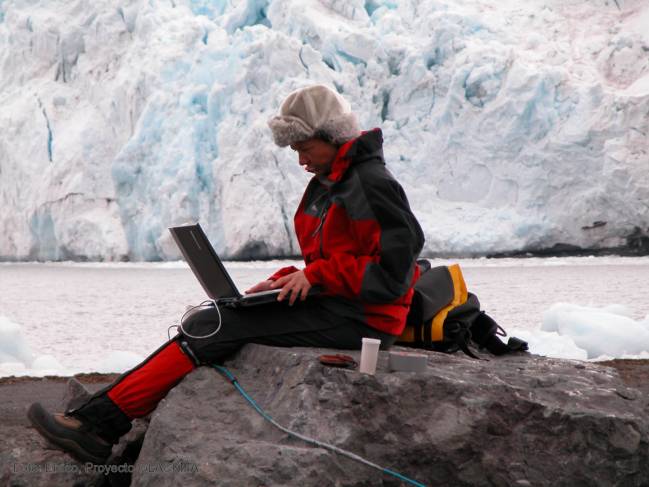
[398,261,528,358]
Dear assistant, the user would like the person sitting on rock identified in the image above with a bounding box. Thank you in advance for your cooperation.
[27,84,425,464]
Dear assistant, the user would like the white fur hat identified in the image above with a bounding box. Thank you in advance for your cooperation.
[268,85,361,147]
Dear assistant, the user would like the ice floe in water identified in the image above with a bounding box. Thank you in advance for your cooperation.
[0,315,144,377]
[507,303,649,362]
[541,303,649,360]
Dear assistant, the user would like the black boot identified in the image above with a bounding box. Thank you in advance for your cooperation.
[27,402,113,464]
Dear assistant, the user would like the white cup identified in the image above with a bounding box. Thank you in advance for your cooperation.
[359,338,381,375]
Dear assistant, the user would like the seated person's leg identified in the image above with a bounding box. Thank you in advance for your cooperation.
[27,297,395,463]
[27,335,196,463]
[25,303,273,463]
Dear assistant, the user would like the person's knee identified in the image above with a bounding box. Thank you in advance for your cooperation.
[177,307,222,363]
[177,305,246,364]
[181,307,220,337]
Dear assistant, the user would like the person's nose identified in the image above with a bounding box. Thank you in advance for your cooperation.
[298,152,309,166]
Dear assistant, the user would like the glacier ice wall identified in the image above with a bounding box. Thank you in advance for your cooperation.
[0,0,647,260]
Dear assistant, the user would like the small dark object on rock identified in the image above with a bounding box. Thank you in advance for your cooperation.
[319,354,357,368]
[581,220,607,230]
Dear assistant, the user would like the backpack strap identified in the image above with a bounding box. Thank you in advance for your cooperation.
[482,335,529,355]
[472,312,529,355]
[429,264,468,342]
[456,327,482,359]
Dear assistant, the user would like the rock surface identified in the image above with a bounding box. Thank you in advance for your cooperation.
[3,350,649,486]
[132,345,649,487]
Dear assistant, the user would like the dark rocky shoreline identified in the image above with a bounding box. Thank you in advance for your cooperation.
[2,239,649,263]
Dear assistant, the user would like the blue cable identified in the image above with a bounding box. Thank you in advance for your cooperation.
[213,365,428,487]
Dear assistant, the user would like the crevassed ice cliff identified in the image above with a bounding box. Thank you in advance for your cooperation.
[0,0,647,261]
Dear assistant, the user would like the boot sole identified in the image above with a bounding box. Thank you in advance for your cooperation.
[27,402,111,465]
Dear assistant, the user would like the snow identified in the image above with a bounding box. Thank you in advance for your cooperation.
[3,297,648,376]
[0,0,648,261]
[540,303,649,360]
[506,302,649,362]
[1,258,648,377]
[505,329,589,361]
[94,351,146,374]
[0,315,34,365]
[0,314,144,377]
[0,313,69,377]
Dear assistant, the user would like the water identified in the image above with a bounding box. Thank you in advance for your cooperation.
[1,257,648,375]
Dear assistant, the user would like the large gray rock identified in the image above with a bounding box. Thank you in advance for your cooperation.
[132,345,649,487]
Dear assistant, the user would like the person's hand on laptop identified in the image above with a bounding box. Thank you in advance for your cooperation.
[270,271,312,306]
[245,280,274,294]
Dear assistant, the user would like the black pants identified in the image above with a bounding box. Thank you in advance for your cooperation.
[182,296,395,362]
[69,297,396,443]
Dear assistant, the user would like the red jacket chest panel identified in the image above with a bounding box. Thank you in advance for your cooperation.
[295,203,380,264]
[295,212,320,262]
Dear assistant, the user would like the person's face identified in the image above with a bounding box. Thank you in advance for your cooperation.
[290,138,338,176]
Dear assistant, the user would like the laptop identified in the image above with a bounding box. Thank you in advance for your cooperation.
[169,223,283,307]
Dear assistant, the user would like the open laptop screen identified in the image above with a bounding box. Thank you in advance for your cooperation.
[169,224,241,301]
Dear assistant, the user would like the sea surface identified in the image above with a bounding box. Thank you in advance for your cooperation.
[1,257,648,375]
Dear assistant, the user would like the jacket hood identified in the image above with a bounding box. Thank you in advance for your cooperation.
[326,128,385,183]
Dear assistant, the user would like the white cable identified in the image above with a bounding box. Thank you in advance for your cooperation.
[214,365,428,487]
[167,324,179,341]
[178,300,223,340]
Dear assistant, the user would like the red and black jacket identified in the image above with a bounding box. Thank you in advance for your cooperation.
[269,129,425,336]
